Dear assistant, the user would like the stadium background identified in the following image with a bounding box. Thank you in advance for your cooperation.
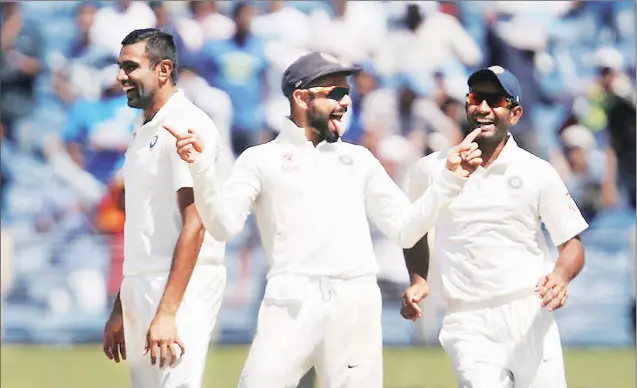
[0,1,635,387]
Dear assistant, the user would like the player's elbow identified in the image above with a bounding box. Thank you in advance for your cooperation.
[395,229,422,249]
[399,235,420,249]
[204,218,244,242]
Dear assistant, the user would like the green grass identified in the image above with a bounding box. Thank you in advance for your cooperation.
[1,346,634,388]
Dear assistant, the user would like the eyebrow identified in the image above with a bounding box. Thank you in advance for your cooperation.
[118,60,139,68]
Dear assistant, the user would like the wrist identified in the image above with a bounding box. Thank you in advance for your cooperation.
[155,304,178,318]
[552,267,571,283]
[410,273,428,286]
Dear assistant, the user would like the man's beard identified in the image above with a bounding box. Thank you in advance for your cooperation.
[307,111,340,143]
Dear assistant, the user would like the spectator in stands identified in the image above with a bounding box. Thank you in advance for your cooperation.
[252,0,313,136]
[66,2,112,67]
[51,1,114,105]
[174,0,235,55]
[599,65,636,209]
[197,1,269,156]
[89,0,156,57]
[0,2,44,143]
[148,1,190,67]
[360,73,461,157]
[309,0,388,65]
[62,65,138,185]
[343,62,379,145]
[93,161,125,310]
[557,124,606,223]
[377,3,482,80]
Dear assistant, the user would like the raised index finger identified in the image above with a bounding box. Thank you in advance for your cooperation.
[163,125,181,139]
[460,128,482,148]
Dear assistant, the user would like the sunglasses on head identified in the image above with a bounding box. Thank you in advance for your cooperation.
[466,91,515,108]
[306,85,350,101]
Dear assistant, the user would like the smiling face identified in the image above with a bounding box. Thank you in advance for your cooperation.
[466,80,523,145]
[117,41,164,109]
[293,73,352,143]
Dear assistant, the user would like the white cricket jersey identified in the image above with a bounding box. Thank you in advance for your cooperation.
[122,90,225,276]
[409,135,589,303]
[189,118,467,279]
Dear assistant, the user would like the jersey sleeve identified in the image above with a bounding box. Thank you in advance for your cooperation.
[407,157,434,201]
[167,117,221,193]
[365,150,466,248]
[539,163,589,247]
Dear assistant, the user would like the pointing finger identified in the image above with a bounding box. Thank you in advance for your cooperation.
[460,128,482,149]
[163,125,181,139]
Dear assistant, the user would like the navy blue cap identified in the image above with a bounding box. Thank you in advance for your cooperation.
[467,65,522,104]
[281,52,361,98]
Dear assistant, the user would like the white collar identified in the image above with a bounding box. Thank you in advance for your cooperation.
[278,117,342,151]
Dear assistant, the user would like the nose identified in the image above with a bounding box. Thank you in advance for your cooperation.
[116,68,127,83]
[477,99,492,113]
[339,93,352,108]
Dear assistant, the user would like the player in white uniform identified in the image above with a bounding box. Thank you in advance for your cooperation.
[401,66,589,388]
[164,52,484,388]
[102,29,226,388]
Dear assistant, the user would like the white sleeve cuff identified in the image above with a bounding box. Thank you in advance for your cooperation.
[188,151,215,175]
[434,168,467,197]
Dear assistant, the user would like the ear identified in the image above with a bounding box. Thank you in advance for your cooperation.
[157,59,174,84]
[509,105,523,126]
[292,89,309,110]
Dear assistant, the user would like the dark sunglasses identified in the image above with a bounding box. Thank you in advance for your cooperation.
[466,91,515,108]
[307,86,350,101]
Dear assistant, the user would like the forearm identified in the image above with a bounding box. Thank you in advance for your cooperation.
[554,237,585,282]
[155,227,205,316]
[396,169,465,248]
[403,234,429,283]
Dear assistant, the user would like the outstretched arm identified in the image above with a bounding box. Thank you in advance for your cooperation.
[189,150,261,241]
[165,125,261,242]
[366,128,482,248]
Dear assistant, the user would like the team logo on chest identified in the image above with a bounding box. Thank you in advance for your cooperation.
[338,155,353,166]
[507,176,523,190]
[281,152,298,171]
[149,135,158,149]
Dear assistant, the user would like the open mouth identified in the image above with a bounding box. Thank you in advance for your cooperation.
[475,120,495,131]
[122,84,137,97]
[328,114,344,134]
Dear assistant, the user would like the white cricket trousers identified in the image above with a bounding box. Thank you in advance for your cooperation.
[120,264,226,388]
[438,290,567,388]
[239,275,383,388]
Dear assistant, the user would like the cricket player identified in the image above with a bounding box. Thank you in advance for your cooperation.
[165,52,483,388]
[401,66,588,388]
[102,28,226,388]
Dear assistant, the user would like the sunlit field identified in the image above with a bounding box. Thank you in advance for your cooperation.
[1,345,634,388]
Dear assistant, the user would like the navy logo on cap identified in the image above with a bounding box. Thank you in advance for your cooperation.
[489,65,505,74]
[149,135,158,149]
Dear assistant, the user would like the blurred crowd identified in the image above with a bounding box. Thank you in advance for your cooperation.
[0,0,635,345]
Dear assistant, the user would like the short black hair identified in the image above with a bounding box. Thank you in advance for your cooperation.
[121,28,178,84]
